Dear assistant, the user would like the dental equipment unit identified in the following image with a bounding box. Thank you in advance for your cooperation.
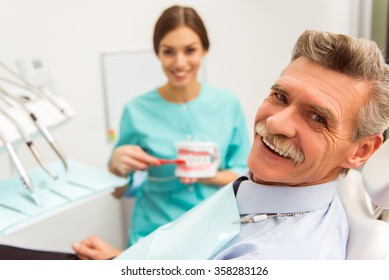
[0,86,68,171]
[0,125,40,207]
[0,96,58,179]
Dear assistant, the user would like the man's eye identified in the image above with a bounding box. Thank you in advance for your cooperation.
[312,114,326,124]
[276,93,287,103]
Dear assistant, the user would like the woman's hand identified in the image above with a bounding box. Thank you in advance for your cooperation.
[72,236,122,260]
[109,145,160,177]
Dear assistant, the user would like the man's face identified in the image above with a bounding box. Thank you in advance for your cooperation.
[248,57,371,186]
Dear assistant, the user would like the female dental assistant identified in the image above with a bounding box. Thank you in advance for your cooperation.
[109,5,250,246]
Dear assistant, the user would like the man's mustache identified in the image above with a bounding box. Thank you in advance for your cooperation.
[255,122,305,165]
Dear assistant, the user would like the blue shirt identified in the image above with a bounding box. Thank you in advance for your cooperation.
[211,173,348,259]
[115,84,250,245]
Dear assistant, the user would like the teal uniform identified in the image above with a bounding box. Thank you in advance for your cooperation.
[114,83,250,246]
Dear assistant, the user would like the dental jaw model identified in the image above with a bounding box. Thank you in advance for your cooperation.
[174,142,220,178]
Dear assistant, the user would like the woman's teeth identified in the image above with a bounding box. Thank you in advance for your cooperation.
[173,71,185,76]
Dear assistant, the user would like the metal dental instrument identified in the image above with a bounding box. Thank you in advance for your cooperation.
[0,86,68,171]
[29,112,68,171]
[0,97,58,179]
[232,211,311,224]
[0,61,70,118]
[0,126,40,207]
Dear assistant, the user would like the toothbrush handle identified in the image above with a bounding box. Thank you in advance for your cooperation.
[158,159,186,165]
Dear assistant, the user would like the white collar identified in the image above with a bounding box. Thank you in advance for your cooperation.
[235,172,337,214]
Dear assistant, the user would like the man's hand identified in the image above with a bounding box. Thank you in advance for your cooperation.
[72,236,122,260]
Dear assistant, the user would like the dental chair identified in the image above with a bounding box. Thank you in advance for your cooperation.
[337,139,389,260]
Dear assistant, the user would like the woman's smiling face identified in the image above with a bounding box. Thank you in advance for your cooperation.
[157,26,206,89]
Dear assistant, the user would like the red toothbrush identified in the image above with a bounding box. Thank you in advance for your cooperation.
[158,159,186,165]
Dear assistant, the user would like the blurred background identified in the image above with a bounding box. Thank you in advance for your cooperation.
[0,0,387,177]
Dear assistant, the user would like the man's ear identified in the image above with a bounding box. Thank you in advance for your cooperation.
[342,134,383,169]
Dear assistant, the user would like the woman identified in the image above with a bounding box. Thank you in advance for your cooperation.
[75,5,250,258]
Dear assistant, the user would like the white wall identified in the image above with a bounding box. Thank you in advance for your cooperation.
[0,0,371,176]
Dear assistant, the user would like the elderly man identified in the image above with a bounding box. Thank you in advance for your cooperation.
[210,30,389,259]
[2,29,388,260]
[71,30,389,260]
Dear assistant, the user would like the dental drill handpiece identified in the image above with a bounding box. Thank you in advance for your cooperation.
[0,126,40,207]
[0,87,68,171]
[0,98,58,179]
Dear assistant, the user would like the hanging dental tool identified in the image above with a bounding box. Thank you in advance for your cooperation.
[0,61,72,118]
[0,86,68,171]
[0,96,58,179]
[0,125,41,207]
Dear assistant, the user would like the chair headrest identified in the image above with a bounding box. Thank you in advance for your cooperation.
[362,139,389,209]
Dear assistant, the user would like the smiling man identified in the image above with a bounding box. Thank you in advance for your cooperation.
[2,29,388,261]
[68,30,389,260]
[209,30,389,259]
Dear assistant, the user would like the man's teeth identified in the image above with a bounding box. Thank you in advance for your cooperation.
[263,138,290,158]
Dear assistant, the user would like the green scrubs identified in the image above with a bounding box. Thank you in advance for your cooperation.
[114,83,250,246]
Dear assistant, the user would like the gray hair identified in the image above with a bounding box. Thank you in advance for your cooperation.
[291,30,389,141]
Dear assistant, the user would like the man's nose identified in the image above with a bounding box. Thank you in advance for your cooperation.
[266,107,298,138]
